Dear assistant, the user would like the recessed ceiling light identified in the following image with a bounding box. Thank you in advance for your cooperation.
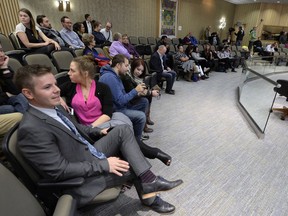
[277,0,280,3]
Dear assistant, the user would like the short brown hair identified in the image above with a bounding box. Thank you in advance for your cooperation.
[13,65,52,91]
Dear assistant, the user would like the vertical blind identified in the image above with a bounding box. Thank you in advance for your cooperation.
[0,0,19,36]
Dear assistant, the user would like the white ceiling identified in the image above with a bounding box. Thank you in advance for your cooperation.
[225,0,288,4]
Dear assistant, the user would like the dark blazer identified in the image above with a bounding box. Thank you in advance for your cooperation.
[149,51,165,73]
[40,27,70,47]
[82,21,91,34]
[17,106,109,206]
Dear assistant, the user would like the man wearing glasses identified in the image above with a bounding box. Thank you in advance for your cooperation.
[59,16,85,49]
[100,21,113,43]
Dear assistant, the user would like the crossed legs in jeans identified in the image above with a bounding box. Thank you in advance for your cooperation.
[119,97,148,140]
[161,71,176,92]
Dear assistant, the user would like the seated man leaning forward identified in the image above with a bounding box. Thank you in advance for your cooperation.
[13,64,183,213]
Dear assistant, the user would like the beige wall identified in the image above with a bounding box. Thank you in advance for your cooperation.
[177,0,235,40]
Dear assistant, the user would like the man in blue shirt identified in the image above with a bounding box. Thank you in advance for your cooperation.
[59,16,85,49]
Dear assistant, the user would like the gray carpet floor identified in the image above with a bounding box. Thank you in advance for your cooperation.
[81,67,288,216]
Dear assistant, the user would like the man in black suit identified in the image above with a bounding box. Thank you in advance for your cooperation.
[14,64,183,214]
[82,14,93,34]
[150,45,177,95]
[36,15,72,51]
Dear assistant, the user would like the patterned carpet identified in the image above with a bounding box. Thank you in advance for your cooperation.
[81,68,288,216]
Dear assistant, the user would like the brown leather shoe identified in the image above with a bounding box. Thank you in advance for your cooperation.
[144,126,153,133]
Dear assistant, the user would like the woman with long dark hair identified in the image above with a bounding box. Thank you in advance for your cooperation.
[15,8,60,54]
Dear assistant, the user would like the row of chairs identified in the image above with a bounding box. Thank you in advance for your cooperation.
[7,50,81,75]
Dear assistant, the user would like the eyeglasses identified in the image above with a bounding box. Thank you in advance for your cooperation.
[106,26,111,29]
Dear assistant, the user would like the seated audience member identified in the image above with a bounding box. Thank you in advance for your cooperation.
[201,43,216,71]
[174,44,194,81]
[99,54,149,140]
[59,55,131,129]
[60,16,85,49]
[150,45,176,95]
[191,46,210,78]
[60,56,170,165]
[14,64,183,213]
[209,32,221,46]
[185,45,206,80]
[263,42,278,63]
[82,33,110,67]
[121,59,159,131]
[82,14,93,34]
[253,37,263,54]
[182,34,192,45]
[73,22,85,41]
[183,32,198,46]
[154,35,173,68]
[0,43,26,160]
[92,21,108,47]
[122,34,140,59]
[217,45,236,72]
[36,15,72,51]
[15,8,60,55]
[109,33,132,59]
[0,113,22,138]
[0,45,28,114]
[100,21,113,42]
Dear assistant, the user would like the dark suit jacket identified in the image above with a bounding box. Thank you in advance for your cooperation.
[40,27,70,47]
[82,21,91,34]
[18,106,110,206]
[150,51,165,73]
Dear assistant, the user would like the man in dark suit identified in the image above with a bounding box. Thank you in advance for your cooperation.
[13,64,182,214]
[82,14,93,34]
[36,15,72,51]
[150,45,177,95]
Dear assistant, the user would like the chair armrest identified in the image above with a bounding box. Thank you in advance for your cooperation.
[53,194,77,216]
[5,50,26,55]
[37,177,85,189]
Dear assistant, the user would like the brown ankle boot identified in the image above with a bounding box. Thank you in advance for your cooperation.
[146,105,154,125]
[144,124,153,133]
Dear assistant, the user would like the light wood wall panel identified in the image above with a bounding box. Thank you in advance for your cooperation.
[234,3,288,46]
[233,3,261,46]
[18,0,159,37]
[0,0,19,35]
[18,0,236,39]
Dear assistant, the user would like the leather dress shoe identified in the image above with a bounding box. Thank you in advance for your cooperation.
[147,118,154,125]
[156,151,172,166]
[143,196,175,214]
[144,126,153,133]
[142,176,183,199]
[165,90,175,95]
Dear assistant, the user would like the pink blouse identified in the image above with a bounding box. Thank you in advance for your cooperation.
[71,80,102,125]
